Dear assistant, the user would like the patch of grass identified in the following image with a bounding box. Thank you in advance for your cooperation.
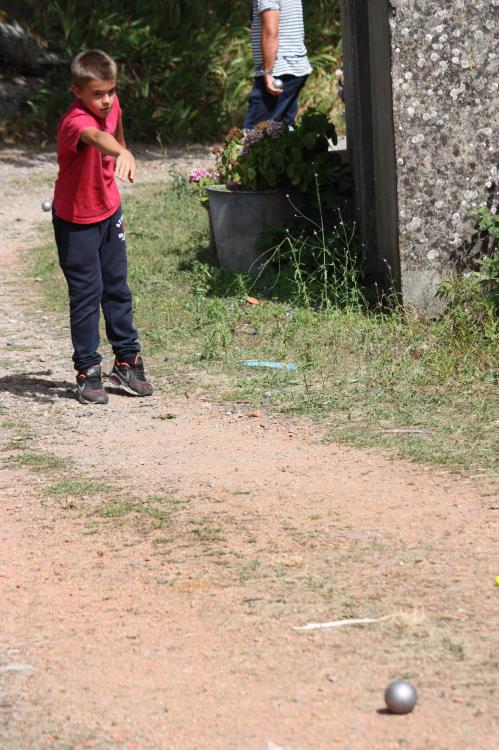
[1,418,37,452]
[44,479,113,496]
[96,499,140,519]
[190,518,225,543]
[2,437,31,451]
[28,184,499,475]
[239,558,261,583]
[443,636,466,661]
[145,508,174,530]
[4,452,72,471]
[82,520,99,536]
[94,493,182,531]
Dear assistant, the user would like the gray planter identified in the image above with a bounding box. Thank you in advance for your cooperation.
[206,185,293,273]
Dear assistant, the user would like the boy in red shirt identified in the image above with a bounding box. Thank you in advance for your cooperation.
[52,49,153,404]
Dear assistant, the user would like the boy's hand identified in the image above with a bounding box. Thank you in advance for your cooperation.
[115,149,136,183]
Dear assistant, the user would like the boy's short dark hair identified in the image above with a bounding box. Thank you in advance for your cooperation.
[71,50,118,88]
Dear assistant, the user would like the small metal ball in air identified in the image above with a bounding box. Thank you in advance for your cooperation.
[41,200,52,212]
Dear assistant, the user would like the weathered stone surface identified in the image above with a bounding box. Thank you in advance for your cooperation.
[390,0,498,306]
[0,76,33,118]
[0,20,63,75]
[341,0,498,310]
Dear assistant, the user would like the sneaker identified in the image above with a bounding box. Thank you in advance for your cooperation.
[108,355,153,396]
[76,365,109,405]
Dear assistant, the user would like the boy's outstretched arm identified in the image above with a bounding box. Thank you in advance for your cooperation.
[80,127,136,183]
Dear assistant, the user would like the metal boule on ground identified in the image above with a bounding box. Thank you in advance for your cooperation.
[384,680,418,714]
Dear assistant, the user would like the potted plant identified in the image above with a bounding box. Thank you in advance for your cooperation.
[204,110,346,273]
[188,167,221,252]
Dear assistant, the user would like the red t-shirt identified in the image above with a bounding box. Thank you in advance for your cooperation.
[53,96,122,224]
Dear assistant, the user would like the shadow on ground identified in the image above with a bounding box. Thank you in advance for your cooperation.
[0,371,75,402]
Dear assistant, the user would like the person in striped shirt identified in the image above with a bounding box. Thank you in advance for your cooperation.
[243,0,312,129]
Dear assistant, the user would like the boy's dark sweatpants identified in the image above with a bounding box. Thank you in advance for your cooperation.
[53,205,140,372]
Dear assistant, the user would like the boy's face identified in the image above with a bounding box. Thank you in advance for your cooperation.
[72,78,117,118]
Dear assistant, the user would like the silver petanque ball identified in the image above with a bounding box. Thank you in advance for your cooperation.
[41,200,52,212]
[384,680,418,714]
[274,78,284,90]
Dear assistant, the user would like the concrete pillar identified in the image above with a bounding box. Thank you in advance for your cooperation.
[341,0,498,311]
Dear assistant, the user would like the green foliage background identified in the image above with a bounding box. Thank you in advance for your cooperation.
[7,0,342,142]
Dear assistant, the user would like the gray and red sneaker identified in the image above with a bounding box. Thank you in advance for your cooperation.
[76,365,109,405]
[108,355,153,396]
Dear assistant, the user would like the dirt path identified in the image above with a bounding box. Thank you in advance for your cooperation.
[0,146,498,750]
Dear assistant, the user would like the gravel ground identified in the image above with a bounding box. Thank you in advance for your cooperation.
[0,145,498,750]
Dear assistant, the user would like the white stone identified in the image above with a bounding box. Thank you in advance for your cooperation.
[408,217,422,231]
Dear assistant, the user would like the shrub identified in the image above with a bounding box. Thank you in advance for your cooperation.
[236,110,344,193]
[438,204,499,322]
[2,1,344,143]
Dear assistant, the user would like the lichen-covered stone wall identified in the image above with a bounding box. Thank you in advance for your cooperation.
[389,0,498,307]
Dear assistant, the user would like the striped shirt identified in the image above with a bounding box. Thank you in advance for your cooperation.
[251,0,312,78]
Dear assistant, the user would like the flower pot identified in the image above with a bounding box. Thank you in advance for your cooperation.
[207,185,293,273]
[202,201,217,256]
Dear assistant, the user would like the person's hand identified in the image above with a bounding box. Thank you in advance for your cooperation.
[264,74,282,97]
[115,149,136,183]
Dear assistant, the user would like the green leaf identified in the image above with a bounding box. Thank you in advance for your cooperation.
[303,133,315,150]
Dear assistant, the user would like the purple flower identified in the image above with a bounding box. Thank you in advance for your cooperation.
[241,121,285,156]
[188,167,211,183]
[266,120,284,139]
[241,129,264,156]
